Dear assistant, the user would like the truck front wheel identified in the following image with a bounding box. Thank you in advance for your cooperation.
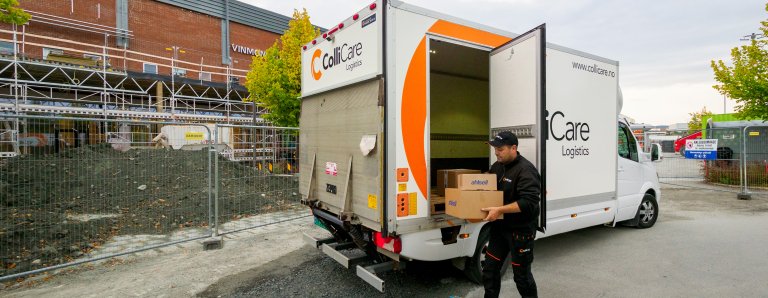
[635,194,659,229]
[464,226,509,284]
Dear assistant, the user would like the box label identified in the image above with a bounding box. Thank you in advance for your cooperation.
[457,174,497,191]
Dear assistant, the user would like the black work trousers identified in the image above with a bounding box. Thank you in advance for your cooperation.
[482,224,537,298]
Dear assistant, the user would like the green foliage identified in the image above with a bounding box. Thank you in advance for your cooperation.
[711,3,768,121]
[0,0,30,25]
[688,106,712,133]
[245,9,319,127]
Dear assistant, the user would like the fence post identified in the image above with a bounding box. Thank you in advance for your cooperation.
[203,124,224,249]
[738,126,752,200]
[214,124,220,236]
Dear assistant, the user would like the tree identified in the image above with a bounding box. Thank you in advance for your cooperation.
[245,9,319,127]
[0,0,31,25]
[688,106,713,133]
[711,3,768,121]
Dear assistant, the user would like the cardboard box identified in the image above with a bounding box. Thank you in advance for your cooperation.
[430,195,445,215]
[436,169,480,196]
[445,188,504,220]
[457,173,497,191]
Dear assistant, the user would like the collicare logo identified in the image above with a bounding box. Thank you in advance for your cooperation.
[309,42,364,81]
[311,49,323,80]
[471,180,489,185]
[549,110,592,159]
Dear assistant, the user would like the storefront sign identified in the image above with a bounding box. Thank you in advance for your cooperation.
[231,44,265,56]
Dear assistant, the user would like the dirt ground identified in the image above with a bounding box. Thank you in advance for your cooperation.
[1,185,766,296]
[0,144,298,278]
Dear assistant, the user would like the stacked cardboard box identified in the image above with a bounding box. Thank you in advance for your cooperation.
[435,169,480,196]
[430,193,445,215]
[445,173,503,220]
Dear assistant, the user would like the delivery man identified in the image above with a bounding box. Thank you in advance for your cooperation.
[481,131,541,298]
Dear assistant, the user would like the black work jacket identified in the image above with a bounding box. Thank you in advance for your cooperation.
[489,153,541,231]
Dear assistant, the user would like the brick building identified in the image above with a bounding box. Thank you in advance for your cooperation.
[0,0,299,123]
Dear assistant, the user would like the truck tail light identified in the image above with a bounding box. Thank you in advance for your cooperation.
[373,232,401,254]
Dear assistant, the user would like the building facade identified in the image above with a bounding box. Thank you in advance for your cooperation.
[0,0,296,123]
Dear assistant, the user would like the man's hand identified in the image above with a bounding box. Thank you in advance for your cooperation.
[482,206,503,221]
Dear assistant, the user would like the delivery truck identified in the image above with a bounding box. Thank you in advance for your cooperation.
[299,0,661,292]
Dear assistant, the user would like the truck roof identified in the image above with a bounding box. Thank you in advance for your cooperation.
[302,0,619,66]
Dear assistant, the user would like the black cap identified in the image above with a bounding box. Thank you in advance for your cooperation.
[487,131,518,147]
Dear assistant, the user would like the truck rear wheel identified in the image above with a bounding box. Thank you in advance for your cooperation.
[464,226,509,284]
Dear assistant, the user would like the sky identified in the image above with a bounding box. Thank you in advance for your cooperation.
[241,0,766,126]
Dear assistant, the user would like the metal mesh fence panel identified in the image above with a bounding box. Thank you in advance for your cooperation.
[0,116,214,281]
[702,128,742,190]
[744,126,768,194]
[214,124,303,235]
[655,128,741,192]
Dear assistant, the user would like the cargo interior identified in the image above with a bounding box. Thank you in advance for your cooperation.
[429,39,491,202]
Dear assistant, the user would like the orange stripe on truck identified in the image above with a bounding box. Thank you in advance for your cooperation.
[400,21,510,202]
[428,20,511,48]
[402,37,428,200]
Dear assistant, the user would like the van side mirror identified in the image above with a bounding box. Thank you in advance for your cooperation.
[651,143,662,161]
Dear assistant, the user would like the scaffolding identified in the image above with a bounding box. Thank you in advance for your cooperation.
[0,12,269,157]
[0,11,265,123]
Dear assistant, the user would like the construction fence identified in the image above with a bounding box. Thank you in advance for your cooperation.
[649,127,768,195]
[0,115,302,282]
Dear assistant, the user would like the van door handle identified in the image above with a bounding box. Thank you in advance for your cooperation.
[618,166,625,172]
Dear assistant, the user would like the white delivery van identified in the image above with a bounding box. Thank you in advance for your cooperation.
[299,0,661,292]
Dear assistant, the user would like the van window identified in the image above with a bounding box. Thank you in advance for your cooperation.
[618,123,638,162]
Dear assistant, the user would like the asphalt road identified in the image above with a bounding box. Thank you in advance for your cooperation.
[199,188,768,298]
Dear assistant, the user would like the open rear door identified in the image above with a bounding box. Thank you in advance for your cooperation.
[489,24,546,232]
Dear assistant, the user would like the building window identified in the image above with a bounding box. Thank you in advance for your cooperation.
[42,48,64,60]
[143,63,158,74]
[0,41,15,55]
[199,72,211,81]
[172,67,186,77]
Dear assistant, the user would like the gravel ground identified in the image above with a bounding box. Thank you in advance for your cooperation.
[1,211,316,297]
[2,186,767,297]
[198,247,475,298]
[198,187,768,298]
[0,144,298,278]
